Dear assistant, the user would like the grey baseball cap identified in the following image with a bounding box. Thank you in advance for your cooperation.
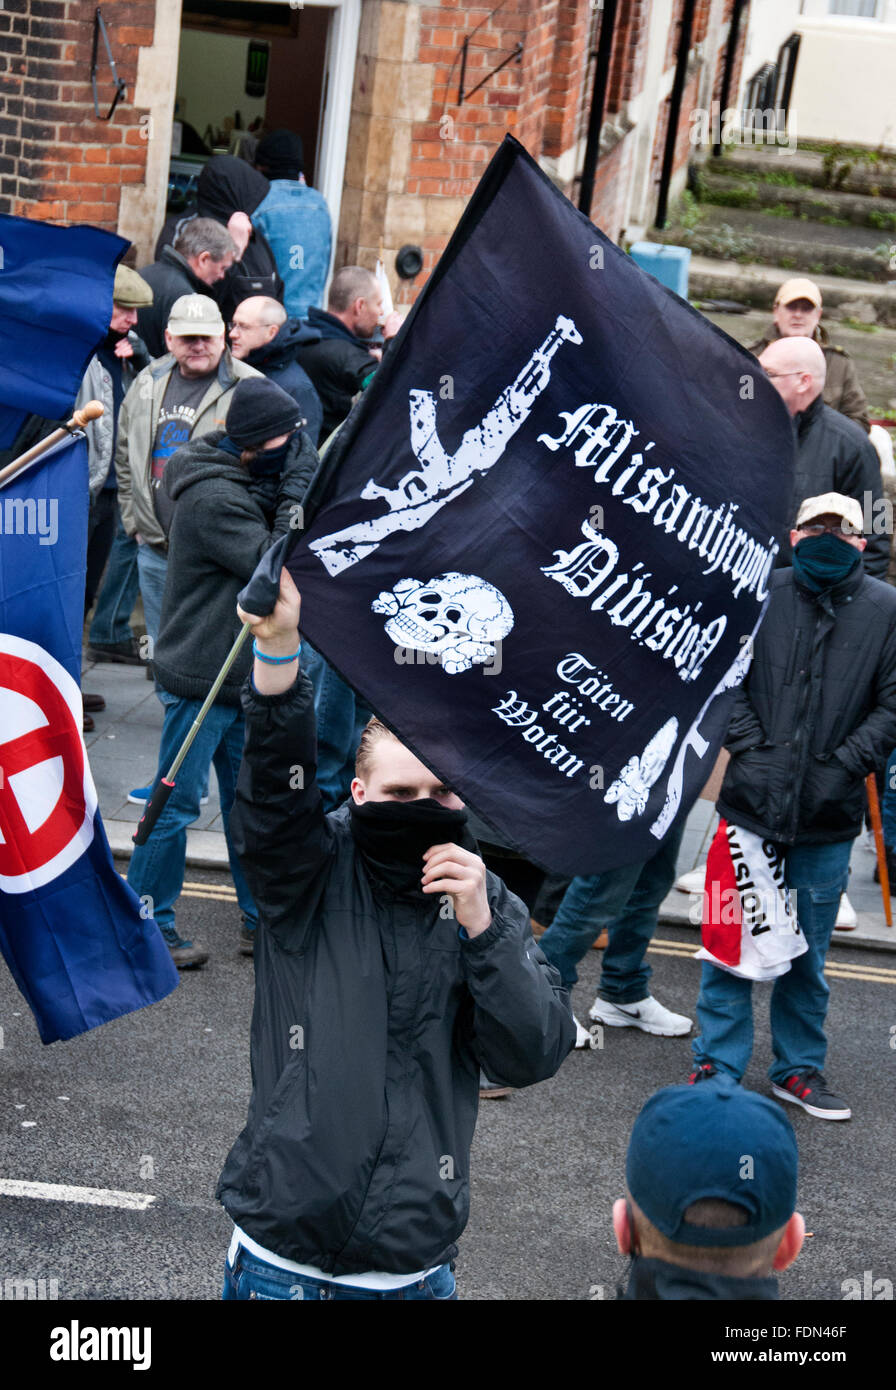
[166,293,225,337]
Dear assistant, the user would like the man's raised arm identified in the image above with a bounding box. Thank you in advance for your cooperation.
[229,569,334,943]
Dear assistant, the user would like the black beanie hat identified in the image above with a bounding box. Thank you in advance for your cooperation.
[226,377,300,448]
[256,129,304,180]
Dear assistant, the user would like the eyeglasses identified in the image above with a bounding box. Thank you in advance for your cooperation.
[764,370,805,380]
[798,524,858,539]
[228,321,262,333]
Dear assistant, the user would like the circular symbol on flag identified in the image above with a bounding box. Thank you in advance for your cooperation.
[0,634,96,892]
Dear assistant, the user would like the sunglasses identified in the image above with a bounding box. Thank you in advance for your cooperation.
[798,524,857,539]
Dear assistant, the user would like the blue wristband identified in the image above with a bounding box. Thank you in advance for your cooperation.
[253,638,301,665]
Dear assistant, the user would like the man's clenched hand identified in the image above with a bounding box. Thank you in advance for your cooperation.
[421,843,492,938]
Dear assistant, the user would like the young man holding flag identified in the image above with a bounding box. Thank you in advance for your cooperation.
[217,566,574,1298]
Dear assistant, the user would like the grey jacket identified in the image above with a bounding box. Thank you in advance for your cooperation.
[76,332,148,500]
[116,350,261,549]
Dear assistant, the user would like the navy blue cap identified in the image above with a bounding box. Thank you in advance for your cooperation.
[626,1076,798,1247]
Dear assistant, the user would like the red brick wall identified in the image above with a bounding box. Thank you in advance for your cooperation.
[606,0,649,117]
[407,0,604,282]
[0,0,151,230]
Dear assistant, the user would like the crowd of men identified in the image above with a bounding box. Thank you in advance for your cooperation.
[52,172,896,1300]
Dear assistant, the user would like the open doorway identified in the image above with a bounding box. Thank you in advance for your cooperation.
[167,0,360,282]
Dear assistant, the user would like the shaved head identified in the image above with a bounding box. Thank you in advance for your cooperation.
[758,336,825,416]
[238,296,287,328]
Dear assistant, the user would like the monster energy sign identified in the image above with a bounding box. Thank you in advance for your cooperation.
[283,136,795,874]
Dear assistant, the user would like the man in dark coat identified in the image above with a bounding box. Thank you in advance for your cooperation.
[127,378,316,968]
[216,565,575,1298]
[228,295,323,444]
[297,265,399,442]
[155,156,284,326]
[137,218,238,358]
[759,337,887,577]
[690,493,896,1121]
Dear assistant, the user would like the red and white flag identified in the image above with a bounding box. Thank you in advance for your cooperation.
[697,819,807,981]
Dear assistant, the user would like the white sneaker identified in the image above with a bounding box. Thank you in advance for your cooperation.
[573,1015,594,1049]
[674,868,704,894]
[834,893,856,931]
[588,994,692,1036]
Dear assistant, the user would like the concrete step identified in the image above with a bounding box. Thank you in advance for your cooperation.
[696,168,896,232]
[652,204,891,283]
[685,254,896,328]
[716,145,896,199]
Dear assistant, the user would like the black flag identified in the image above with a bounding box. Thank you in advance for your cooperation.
[273,136,794,875]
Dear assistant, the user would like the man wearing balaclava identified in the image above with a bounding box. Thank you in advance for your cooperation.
[215,565,574,1300]
[127,377,316,968]
[690,493,896,1123]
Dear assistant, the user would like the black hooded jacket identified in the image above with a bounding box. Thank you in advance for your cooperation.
[776,393,886,577]
[297,306,381,440]
[154,156,284,324]
[243,318,323,445]
[136,247,212,359]
[152,429,316,704]
[218,674,575,1273]
[718,565,896,845]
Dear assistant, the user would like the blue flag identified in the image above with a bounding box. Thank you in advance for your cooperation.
[0,435,178,1043]
[272,136,795,876]
[0,214,126,447]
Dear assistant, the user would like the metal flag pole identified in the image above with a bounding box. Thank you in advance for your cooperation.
[0,400,105,489]
[132,622,253,846]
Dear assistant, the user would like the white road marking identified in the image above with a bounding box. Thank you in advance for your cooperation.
[0,1179,157,1210]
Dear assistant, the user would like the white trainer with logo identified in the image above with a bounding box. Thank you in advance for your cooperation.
[588,994,692,1037]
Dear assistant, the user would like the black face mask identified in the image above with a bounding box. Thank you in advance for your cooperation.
[349,798,473,894]
[248,433,294,477]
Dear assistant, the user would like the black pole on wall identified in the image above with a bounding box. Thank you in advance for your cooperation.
[655,0,697,230]
[577,0,620,217]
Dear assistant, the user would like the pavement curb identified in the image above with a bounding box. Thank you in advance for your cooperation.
[659,895,896,955]
[107,819,896,955]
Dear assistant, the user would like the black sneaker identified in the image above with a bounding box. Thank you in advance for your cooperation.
[86,639,145,666]
[688,1062,717,1084]
[239,922,255,956]
[772,1070,851,1121]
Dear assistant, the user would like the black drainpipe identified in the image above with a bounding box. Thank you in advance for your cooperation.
[655,0,697,229]
[577,0,620,217]
[712,0,748,157]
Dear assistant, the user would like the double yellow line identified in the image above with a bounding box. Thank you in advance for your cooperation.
[181,879,238,902]
[178,885,896,986]
[649,936,896,987]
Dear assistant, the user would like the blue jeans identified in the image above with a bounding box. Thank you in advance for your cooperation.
[222,1247,457,1301]
[537,820,686,1003]
[127,692,257,937]
[88,516,140,645]
[882,747,896,847]
[692,839,852,1083]
[135,543,168,655]
[301,643,372,812]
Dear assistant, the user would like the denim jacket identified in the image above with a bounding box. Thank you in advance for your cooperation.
[252,180,332,320]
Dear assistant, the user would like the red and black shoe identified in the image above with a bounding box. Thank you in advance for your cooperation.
[688,1062,717,1084]
[772,1069,851,1121]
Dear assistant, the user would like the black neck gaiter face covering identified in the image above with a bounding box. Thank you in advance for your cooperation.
[349,799,474,895]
